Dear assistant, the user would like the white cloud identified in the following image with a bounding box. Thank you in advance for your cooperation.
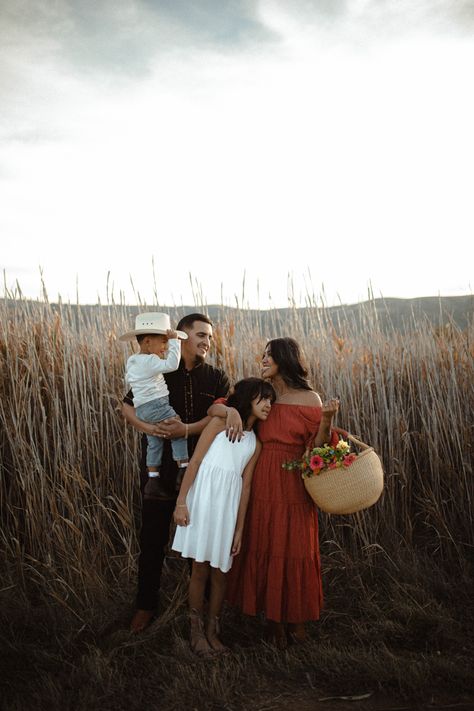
[1,1,473,307]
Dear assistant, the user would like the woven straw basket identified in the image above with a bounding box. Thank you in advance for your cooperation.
[304,434,384,514]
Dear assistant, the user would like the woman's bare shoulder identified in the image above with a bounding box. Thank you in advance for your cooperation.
[295,390,322,406]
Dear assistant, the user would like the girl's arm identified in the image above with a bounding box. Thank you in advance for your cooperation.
[174,417,225,526]
[207,402,243,442]
[231,439,262,556]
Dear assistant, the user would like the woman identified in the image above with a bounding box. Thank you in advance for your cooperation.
[225,337,339,647]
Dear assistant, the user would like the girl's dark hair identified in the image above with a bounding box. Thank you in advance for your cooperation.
[265,337,311,390]
[226,377,276,430]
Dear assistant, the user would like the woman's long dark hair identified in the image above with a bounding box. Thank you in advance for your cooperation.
[226,377,276,430]
[265,337,312,390]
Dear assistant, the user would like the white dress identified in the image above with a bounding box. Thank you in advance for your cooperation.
[172,429,257,573]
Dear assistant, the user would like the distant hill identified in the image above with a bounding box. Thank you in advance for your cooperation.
[2,295,473,332]
[197,295,474,332]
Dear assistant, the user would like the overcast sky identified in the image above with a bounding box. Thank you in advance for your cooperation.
[1,0,473,308]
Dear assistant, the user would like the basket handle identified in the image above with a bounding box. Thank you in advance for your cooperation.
[346,433,371,451]
[333,427,371,451]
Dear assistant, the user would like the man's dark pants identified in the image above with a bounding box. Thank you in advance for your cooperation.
[136,497,176,610]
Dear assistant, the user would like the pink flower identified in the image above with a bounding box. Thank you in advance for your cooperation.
[309,455,324,471]
[329,462,338,470]
[343,454,356,467]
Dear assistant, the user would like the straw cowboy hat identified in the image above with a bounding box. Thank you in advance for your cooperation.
[119,312,188,341]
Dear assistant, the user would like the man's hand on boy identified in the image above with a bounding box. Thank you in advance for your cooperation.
[143,422,164,437]
[153,416,185,440]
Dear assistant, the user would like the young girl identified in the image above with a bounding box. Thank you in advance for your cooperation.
[172,377,276,657]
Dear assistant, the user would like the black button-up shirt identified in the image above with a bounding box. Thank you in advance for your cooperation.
[124,359,230,483]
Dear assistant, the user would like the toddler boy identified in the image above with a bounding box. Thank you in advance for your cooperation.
[120,312,188,499]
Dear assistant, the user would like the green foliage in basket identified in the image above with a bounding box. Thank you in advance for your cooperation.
[282,439,357,479]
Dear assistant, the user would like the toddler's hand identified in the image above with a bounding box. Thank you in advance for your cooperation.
[166,328,178,339]
[174,504,189,526]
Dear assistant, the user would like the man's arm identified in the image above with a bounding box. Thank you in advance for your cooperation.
[158,368,231,440]
[207,402,243,442]
[122,401,162,436]
[153,415,212,440]
[216,370,230,399]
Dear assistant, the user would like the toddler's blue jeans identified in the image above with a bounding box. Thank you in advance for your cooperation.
[136,397,188,467]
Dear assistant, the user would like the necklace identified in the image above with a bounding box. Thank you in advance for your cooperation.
[275,385,294,401]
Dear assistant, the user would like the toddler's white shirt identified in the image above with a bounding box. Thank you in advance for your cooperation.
[125,338,181,407]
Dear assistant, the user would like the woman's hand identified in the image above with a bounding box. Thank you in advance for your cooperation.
[231,529,242,556]
[174,503,190,526]
[321,398,339,422]
[226,407,243,442]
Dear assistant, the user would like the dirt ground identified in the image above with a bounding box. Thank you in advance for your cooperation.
[244,690,474,711]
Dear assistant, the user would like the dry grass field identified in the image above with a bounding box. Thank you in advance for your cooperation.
[0,293,473,710]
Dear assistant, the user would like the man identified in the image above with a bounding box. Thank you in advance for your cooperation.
[122,313,232,633]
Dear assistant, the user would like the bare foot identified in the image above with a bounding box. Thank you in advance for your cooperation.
[206,618,230,655]
[130,609,154,634]
[190,609,215,659]
[266,621,288,650]
[190,630,215,658]
[206,631,230,655]
[288,622,307,644]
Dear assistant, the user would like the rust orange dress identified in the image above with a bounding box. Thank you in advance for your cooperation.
[227,402,338,623]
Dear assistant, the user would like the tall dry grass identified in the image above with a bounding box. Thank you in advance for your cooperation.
[1,289,473,709]
[0,291,472,607]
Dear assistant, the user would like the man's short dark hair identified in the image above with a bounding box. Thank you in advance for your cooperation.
[176,313,213,331]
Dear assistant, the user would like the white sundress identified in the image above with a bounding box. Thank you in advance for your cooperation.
[172,429,257,573]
